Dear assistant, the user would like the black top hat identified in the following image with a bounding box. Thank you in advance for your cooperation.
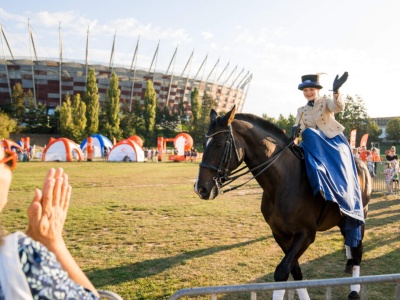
[298,74,323,90]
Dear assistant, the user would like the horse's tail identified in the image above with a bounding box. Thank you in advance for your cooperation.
[354,157,372,216]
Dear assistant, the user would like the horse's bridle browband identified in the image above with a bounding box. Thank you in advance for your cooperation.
[200,125,297,194]
[200,127,240,185]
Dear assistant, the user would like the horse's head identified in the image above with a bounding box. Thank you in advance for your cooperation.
[194,105,243,200]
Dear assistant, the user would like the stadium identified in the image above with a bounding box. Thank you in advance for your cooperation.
[0,26,252,117]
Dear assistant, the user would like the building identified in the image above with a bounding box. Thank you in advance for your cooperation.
[371,116,400,141]
[0,27,251,117]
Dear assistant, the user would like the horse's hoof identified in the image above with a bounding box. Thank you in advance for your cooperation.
[348,291,360,300]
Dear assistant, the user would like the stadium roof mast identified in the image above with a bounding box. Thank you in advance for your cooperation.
[194,53,207,82]
[223,65,236,86]
[129,36,140,113]
[236,70,249,89]
[0,24,14,102]
[85,26,89,89]
[216,61,229,83]
[109,31,116,72]
[228,67,243,106]
[230,68,244,89]
[206,58,219,84]
[223,65,238,109]
[181,49,194,106]
[239,73,253,109]
[148,41,160,82]
[28,19,37,108]
[212,61,229,105]
[233,70,249,108]
[59,22,62,106]
[166,45,178,106]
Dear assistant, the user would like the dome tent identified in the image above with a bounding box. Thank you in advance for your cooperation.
[1,139,23,151]
[107,139,144,162]
[42,138,83,162]
[80,134,113,158]
[174,133,193,156]
[128,135,144,148]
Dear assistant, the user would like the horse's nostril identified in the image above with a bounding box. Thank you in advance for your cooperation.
[199,186,206,195]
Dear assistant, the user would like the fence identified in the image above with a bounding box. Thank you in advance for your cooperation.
[168,274,400,299]
[371,162,399,195]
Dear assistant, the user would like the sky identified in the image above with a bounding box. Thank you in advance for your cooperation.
[1,0,399,119]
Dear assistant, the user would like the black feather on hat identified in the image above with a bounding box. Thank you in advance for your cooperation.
[298,74,323,90]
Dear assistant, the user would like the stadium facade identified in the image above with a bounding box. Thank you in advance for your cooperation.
[0,26,252,117]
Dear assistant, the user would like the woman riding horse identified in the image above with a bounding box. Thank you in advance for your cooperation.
[293,72,364,297]
[195,72,370,299]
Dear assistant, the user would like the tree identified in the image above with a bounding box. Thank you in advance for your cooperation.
[24,101,49,133]
[120,98,145,139]
[262,114,276,123]
[336,95,369,145]
[101,72,122,140]
[71,93,87,142]
[59,93,74,138]
[386,118,400,144]
[11,82,26,124]
[190,93,216,145]
[275,113,296,135]
[364,119,382,144]
[0,112,17,139]
[143,80,157,136]
[190,87,201,126]
[262,113,296,136]
[84,68,100,135]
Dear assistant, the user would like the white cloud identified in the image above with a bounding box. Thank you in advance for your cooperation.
[201,31,213,39]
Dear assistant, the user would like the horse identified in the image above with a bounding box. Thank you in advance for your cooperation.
[194,106,371,300]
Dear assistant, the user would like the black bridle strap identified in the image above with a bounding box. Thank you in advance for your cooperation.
[218,139,295,194]
[200,125,297,194]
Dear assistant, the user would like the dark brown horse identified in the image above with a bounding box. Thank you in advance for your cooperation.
[194,106,371,300]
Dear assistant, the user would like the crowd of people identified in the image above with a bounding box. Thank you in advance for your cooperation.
[352,145,399,195]
[143,148,159,162]
[184,148,198,162]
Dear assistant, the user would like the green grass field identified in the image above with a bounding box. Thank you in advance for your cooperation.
[2,160,400,299]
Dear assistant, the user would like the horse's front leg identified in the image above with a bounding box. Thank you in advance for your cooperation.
[272,231,314,300]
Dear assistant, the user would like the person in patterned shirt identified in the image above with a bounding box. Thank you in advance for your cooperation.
[0,147,99,300]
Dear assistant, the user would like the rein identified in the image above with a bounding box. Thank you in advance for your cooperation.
[200,125,298,194]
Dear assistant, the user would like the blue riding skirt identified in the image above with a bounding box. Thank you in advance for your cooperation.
[300,128,364,247]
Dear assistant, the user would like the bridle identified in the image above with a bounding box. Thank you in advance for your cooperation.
[199,125,298,194]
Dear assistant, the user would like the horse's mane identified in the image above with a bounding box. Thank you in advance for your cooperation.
[234,113,290,142]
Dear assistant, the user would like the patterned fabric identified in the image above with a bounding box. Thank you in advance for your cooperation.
[0,235,98,300]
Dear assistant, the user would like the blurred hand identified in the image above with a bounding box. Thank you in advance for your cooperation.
[332,71,349,92]
[26,168,71,247]
[291,125,301,140]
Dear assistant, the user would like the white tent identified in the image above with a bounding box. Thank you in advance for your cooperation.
[107,139,145,162]
[80,134,113,158]
[42,138,83,162]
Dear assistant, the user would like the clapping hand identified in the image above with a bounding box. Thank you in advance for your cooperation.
[26,168,71,247]
[332,71,349,93]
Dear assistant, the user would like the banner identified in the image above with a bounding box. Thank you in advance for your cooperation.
[87,136,93,161]
[349,129,357,148]
[359,134,369,149]
[157,137,163,161]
